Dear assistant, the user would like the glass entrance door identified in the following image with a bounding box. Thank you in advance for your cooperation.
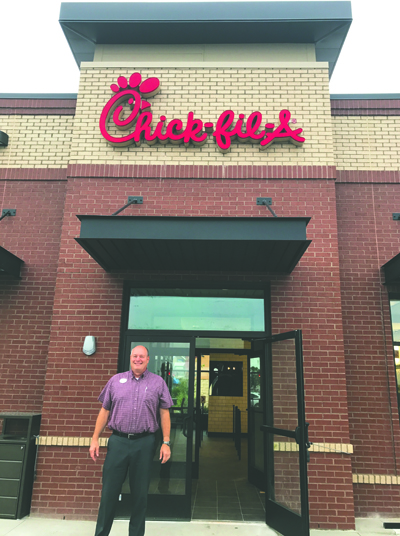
[116,337,195,520]
[251,331,310,536]
[248,352,265,490]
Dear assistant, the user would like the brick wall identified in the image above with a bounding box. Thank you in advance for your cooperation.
[308,455,355,529]
[0,176,66,413]
[336,181,400,516]
[354,484,400,517]
[32,447,103,520]
[27,173,355,528]
[71,66,334,166]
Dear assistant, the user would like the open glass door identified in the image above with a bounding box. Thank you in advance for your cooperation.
[252,330,310,536]
[116,337,195,521]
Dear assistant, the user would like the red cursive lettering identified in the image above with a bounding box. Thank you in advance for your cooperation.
[99,73,305,152]
[260,110,305,149]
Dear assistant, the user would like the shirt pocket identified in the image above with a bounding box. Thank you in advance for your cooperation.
[144,388,159,409]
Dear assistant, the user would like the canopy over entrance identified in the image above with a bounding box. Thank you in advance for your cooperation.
[75,215,311,273]
[0,246,24,280]
[382,252,400,285]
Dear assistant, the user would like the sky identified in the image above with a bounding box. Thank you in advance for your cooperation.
[1,0,399,96]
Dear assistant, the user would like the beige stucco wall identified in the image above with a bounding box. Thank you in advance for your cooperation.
[0,115,74,168]
[333,116,400,170]
[69,63,334,166]
[94,43,317,63]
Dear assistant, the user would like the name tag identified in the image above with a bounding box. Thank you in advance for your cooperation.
[119,378,127,384]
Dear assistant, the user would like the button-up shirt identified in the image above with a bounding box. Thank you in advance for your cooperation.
[98,369,173,434]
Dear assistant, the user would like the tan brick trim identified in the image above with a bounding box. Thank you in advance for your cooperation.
[36,436,351,454]
[36,436,109,447]
[274,442,353,454]
[353,474,400,485]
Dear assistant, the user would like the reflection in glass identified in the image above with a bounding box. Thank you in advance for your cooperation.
[390,300,400,342]
[273,436,301,515]
[389,302,400,409]
[395,346,400,399]
[249,356,261,408]
[272,339,298,432]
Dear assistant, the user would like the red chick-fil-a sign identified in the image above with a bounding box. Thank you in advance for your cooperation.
[99,72,305,153]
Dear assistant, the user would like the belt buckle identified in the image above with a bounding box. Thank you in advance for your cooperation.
[127,433,136,439]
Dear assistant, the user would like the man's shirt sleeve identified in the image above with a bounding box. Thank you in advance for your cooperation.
[159,378,174,409]
[98,377,113,410]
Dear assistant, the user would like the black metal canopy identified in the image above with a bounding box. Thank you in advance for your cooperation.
[382,253,400,285]
[0,246,24,280]
[75,215,311,273]
[59,1,352,77]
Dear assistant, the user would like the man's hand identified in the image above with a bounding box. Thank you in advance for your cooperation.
[89,438,100,462]
[159,443,171,464]
[89,407,109,462]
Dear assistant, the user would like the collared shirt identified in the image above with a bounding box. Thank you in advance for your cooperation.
[98,369,173,434]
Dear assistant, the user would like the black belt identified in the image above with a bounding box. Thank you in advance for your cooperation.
[112,430,152,440]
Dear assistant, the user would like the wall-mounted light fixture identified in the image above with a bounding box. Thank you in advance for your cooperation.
[0,131,9,147]
[83,335,96,356]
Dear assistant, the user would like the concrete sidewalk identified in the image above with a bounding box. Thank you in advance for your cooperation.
[0,518,399,536]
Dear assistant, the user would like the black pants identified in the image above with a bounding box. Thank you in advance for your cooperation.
[94,433,156,536]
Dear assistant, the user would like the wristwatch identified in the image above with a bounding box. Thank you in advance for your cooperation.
[163,441,171,447]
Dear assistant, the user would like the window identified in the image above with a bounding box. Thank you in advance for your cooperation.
[128,288,265,332]
[389,300,400,415]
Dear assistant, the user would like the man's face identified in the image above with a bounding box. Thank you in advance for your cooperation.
[130,346,150,377]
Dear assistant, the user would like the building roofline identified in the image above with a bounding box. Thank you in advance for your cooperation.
[0,94,77,99]
[59,1,352,78]
[331,94,400,100]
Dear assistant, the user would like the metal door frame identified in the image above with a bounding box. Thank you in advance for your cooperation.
[253,330,310,536]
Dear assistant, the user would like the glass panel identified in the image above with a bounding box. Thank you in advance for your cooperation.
[196,338,252,349]
[128,291,264,331]
[193,354,198,470]
[252,410,264,471]
[200,355,210,415]
[273,435,301,515]
[250,356,261,408]
[125,341,190,496]
[390,300,400,342]
[272,338,298,431]
[389,302,400,410]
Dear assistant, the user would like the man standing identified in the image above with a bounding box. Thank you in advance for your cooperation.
[89,345,173,536]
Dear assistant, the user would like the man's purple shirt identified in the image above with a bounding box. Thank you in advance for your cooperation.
[99,369,173,434]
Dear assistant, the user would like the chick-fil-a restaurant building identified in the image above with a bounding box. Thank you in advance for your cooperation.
[1,2,400,535]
